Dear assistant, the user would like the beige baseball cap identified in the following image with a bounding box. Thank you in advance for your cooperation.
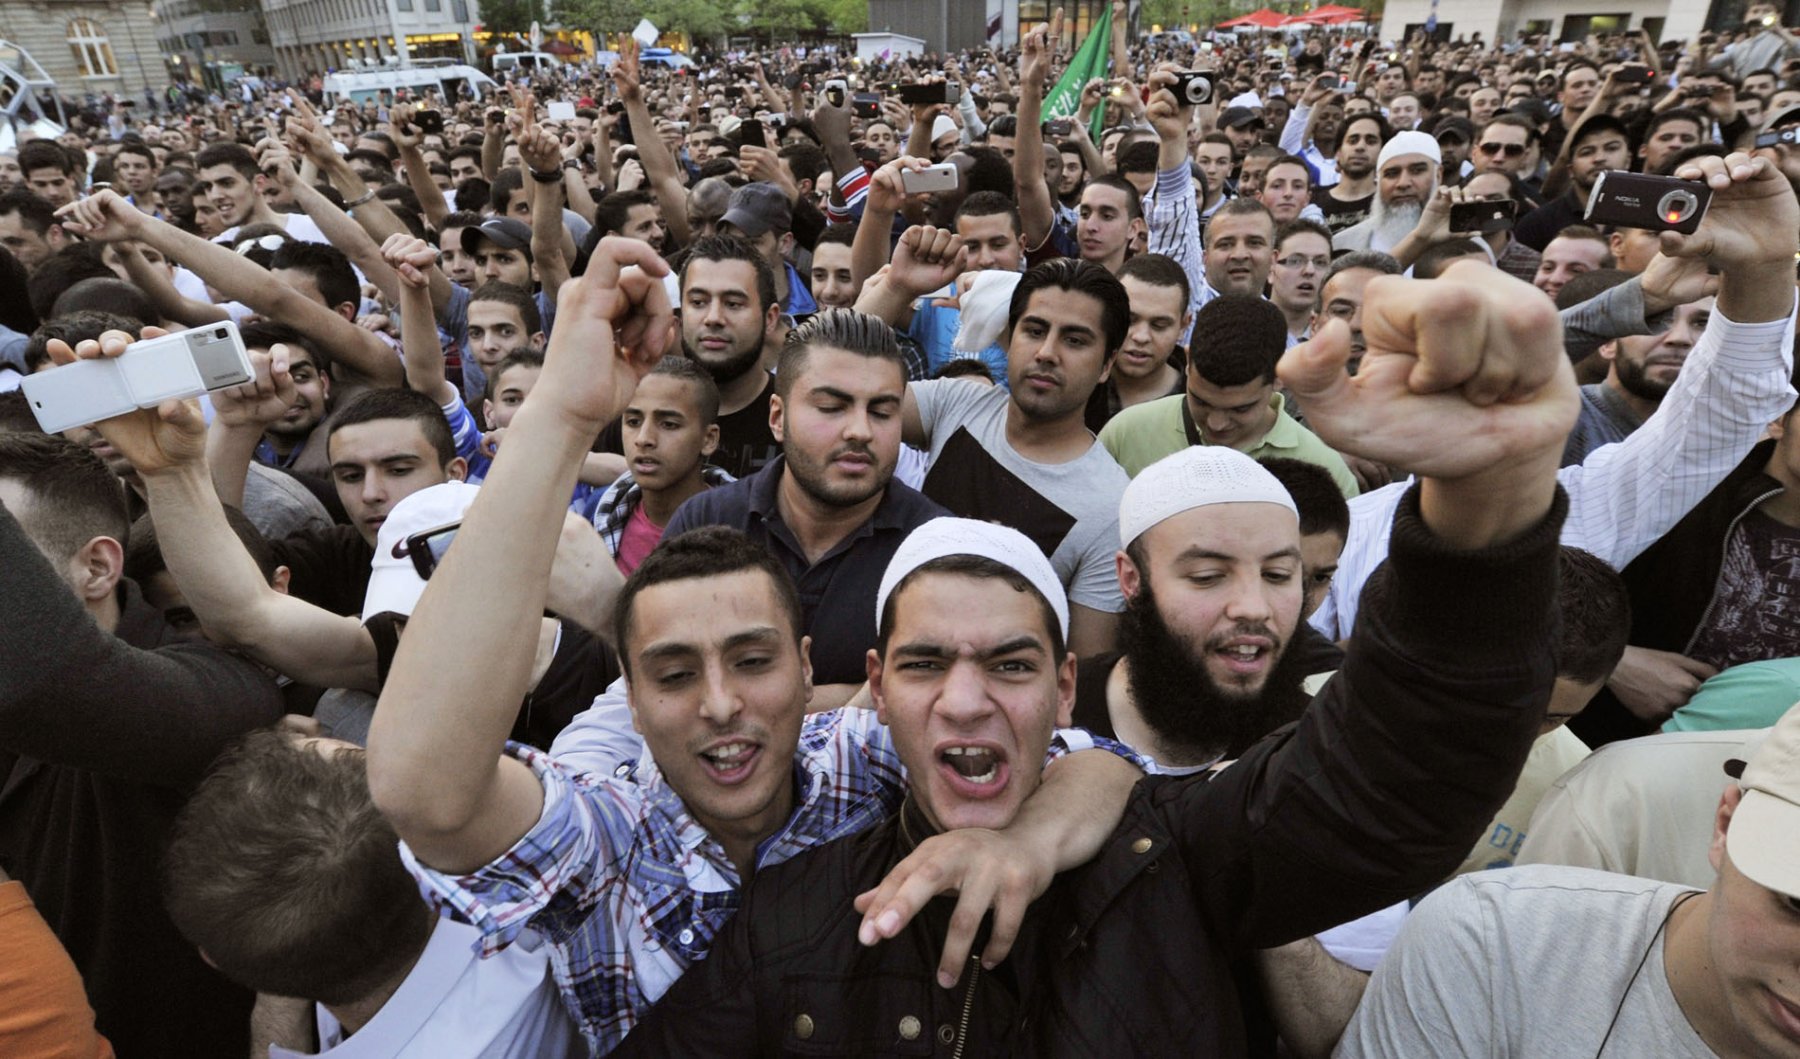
[1726,701,1800,897]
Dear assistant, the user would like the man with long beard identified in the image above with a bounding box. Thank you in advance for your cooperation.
[1332,132,1441,256]
[1070,445,1345,771]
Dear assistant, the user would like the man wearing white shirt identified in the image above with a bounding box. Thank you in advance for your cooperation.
[197,142,332,247]
[164,728,582,1058]
[1312,152,1800,643]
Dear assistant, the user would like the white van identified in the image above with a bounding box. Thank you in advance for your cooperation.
[492,51,560,74]
[321,64,499,105]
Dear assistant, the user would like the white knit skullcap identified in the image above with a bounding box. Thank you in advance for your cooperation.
[1376,129,1442,171]
[876,517,1069,638]
[1119,446,1298,547]
[931,114,958,142]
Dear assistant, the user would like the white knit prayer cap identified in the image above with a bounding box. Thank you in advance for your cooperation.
[876,517,1069,638]
[1119,446,1298,548]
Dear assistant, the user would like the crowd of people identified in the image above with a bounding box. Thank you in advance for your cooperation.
[4,3,1800,1056]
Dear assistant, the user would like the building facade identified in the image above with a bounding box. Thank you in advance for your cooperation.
[0,1,170,99]
[869,0,1116,53]
[152,0,276,84]
[261,0,481,80]
[1376,0,1723,46]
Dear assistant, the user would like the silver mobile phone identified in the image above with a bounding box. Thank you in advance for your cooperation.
[22,322,255,434]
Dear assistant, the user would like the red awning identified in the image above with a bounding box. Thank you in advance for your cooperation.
[1217,8,1291,28]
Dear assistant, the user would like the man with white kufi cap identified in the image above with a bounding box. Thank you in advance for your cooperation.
[1331,129,1441,254]
[1068,445,1346,774]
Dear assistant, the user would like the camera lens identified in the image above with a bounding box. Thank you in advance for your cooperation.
[215,328,228,339]
[1657,189,1699,224]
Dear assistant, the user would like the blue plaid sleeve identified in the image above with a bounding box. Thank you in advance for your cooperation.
[398,741,645,957]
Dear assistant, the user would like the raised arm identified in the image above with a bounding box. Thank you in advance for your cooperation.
[849,158,928,298]
[516,103,572,303]
[57,191,404,388]
[368,238,675,874]
[111,239,229,326]
[388,103,452,229]
[257,137,401,303]
[1014,11,1064,253]
[385,233,455,405]
[614,40,692,247]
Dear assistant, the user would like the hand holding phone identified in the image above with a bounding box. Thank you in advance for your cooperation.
[23,323,255,435]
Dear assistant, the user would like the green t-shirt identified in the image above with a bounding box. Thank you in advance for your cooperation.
[1096,392,1360,497]
[1663,657,1800,733]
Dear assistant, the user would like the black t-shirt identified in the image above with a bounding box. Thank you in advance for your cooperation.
[1513,190,1585,253]
[266,524,375,617]
[594,372,781,480]
[1316,188,1374,235]
[367,615,620,750]
[1083,348,1188,434]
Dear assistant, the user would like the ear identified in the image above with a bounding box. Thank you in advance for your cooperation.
[622,676,645,734]
[1055,648,1077,728]
[798,633,815,707]
[71,536,125,603]
[1598,339,1619,363]
[1710,783,1743,875]
[446,456,469,482]
[482,398,496,424]
[867,648,890,725]
[319,370,332,403]
[1115,548,1143,601]
[701,423,721,457]
[270,565,292,596]
[336,303,357,322]
[529,331,547,352]
[768,392,786,443]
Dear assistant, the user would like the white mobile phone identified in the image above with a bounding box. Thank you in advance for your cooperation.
[901,162,960,195]
[547,100,577,122]
[22,322,255,435]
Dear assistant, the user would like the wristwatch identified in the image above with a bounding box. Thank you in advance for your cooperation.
[528,166,563,183]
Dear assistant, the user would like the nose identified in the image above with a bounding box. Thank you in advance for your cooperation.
[1222,573,1276,625]
[842,403,874,444]
[696,661,745,727]
[935,656,996,727]
[1206,410,1235,433]
[360,472,387,510]
[701,298,727,327]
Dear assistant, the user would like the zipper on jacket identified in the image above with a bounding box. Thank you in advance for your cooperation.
[951,955,981,1059]
[1682,486,1785,656]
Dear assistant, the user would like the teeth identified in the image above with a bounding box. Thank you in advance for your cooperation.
[703,742,753,767]
[943,747,1000,784]
[1230,645,1260,658]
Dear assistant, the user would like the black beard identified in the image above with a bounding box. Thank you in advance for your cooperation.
[1614,352,1672,403]
[683,332,763,386]
[1118,580,1313,763]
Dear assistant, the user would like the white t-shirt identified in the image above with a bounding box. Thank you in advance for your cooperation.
[1337,865,1713,1059]
[267,916,581,1058]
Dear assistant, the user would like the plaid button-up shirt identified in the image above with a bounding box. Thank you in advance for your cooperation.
[400,708,907,1055]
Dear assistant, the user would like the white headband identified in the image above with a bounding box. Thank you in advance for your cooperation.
[876,517,1069,638]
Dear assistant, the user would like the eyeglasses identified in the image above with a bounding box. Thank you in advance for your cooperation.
[1478,141,1527,157]
[234,234,287,255]
[1275,254,1330,271]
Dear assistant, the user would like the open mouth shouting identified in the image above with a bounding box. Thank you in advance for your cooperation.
[698,738,762,785]
[938,743,1010,798]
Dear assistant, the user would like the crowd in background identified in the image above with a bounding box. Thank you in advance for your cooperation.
[4,3,1800,1056]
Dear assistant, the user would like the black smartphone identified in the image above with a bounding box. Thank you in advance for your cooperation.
[403,520,461,581]
[852,93,881,119]
[1044,118,1073,136]
[1449,197,1519,233]
[897,83,960,106]
[1585,171,1712,235]
[1757,126,1800,148]
[415,109,444,135]
[1616,65,1655,84]
[733,118,768,150]
[1318,74,1340,90]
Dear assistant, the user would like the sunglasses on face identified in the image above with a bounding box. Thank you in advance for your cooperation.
[1478,141,1527,157]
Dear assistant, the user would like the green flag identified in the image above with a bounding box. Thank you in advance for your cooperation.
[1041,7,1113,141]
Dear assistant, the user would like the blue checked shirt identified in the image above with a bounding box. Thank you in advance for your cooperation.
[399,708,907,1055]
[401,704,1128,1054]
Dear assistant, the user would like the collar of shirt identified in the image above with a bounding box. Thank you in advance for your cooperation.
[593,466,735,551]
[744,455,916,560]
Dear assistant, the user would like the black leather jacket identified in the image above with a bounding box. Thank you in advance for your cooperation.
[613,486,1566,1057]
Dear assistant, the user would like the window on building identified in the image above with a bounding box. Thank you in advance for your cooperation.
[67,19,118,77]
[426,0,440,11]
[452,0,468,19]
[397,0,413,11]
